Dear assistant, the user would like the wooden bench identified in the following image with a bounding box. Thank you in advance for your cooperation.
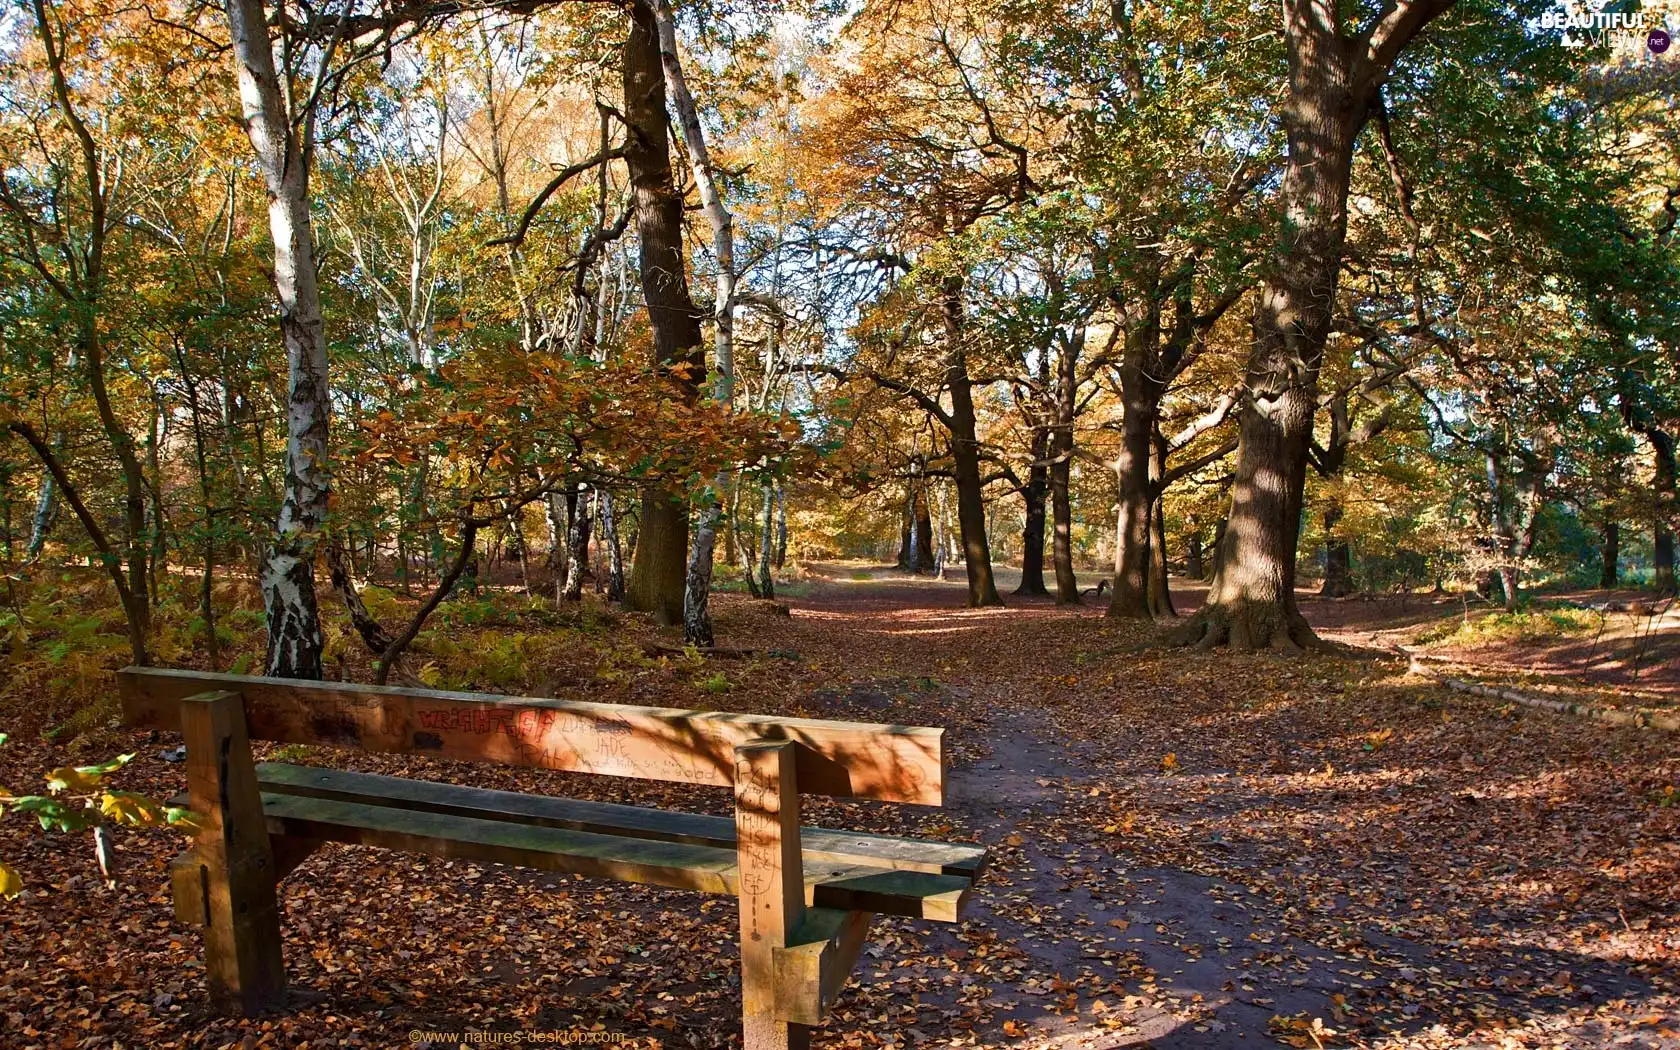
[119,667,986,1049]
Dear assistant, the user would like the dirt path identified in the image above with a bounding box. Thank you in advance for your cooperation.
[777,566,1680,1048]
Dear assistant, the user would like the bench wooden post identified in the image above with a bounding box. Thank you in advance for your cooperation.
[178,691,286,1015]
[735,740,809,1050]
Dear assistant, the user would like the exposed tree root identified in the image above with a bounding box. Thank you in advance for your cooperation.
[1162,600,1326,653]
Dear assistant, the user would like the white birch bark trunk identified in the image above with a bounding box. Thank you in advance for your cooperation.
[225,0,330,678]
[654,0,737,645]
[26,468,56,558]
[774,483,788,569]
[757,477,776,600]
[598,488,626,602]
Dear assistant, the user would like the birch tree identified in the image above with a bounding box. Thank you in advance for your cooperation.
[651,0,738,644]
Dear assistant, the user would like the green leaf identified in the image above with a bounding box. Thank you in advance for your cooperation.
[164,806,204,833]
[11,795,96,832]
[228,653,253,676]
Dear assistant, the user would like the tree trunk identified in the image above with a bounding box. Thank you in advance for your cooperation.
[1649,428,1676,594]
[547,491,568,572]
[26,466,56,558]
[1015,435,1049,596]
[757,477,777,600]
[599,489,627,602]
[1148,497,1176,617]
[943,277,1003,607]
[1051,343,1080,604]
[146,388,168,607]
[328,539,396,655]
[179,356,220,667]
[511,517,532,597]
[1320,503,1355,597]
[933,483,949,579]
[622,0,704,624]
[1656,528,1676,596]
[25,2,152,659]
[657,0,737,646]
[735,480,761,599]
[1050,451,1079,604]
[913,485,935,573]
[1498,566,1520,613]
[1177,34,1363,651]
[1107,397,1154,618]
[8,422,150,663]
[897,479,915,571]
[225,0,330,678]
[564,484,592,602]
[774,485,788,569]
[1599,521,1619,589]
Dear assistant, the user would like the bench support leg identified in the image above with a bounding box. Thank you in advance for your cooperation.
[180,690,286,1015]
[735,740,811,1050]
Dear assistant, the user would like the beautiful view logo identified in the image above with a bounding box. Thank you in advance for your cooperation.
[1537,3,1677,51]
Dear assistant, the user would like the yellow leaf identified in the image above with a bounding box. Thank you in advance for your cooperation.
[1160,752,1179,773]
[101,791,166,827]
[0,860,21,899]
[45,766,100,794]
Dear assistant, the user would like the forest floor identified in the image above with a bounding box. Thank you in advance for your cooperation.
[2,563,1678,1049]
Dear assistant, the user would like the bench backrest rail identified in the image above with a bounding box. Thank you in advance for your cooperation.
[120,667,943,804]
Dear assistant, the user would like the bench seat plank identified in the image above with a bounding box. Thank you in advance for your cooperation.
[254,763,987,880]
[258,793,971,922]
[263,792,738,892]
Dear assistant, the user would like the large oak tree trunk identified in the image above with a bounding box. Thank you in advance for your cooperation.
[1050,452,1078,603]
[1172,0,1454,650]
[1176,35,1361,651]
[622,0,704,625]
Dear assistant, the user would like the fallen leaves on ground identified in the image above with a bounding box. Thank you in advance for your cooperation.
[1,565,1676,1048]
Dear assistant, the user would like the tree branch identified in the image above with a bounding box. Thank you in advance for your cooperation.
[488,145,628,247]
